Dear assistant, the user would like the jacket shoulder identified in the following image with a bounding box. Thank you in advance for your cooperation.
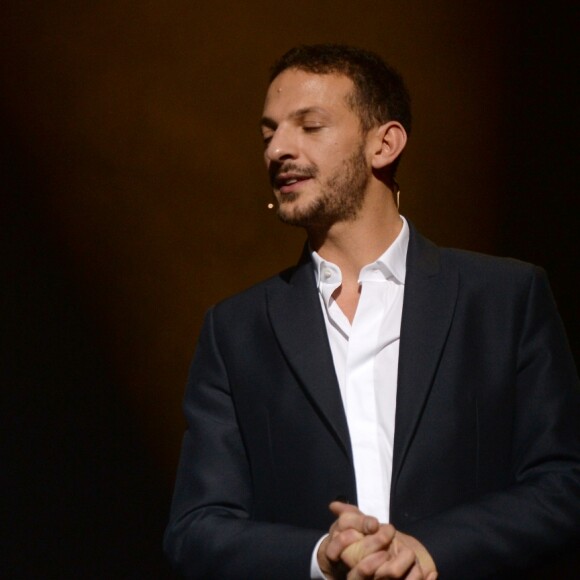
[209,264,299,316]
[408,222,542,284]
[440,247,548,299]
[441,246,540,276]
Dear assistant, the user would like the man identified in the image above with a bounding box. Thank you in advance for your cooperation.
[164,45,580,579]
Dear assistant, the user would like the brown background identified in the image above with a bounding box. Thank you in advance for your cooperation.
[2,1,578,577]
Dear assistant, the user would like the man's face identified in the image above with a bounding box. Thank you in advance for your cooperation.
[260,69,372,229]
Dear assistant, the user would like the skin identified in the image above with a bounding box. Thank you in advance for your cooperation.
[261,68,407,321]
[261,72,371,230]
[322,502,437,580]
[261,69,438,579]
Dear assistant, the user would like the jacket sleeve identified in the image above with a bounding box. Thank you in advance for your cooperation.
[404,267,580,579]
[163,307,323,579]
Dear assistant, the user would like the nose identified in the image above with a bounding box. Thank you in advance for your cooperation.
[264,125,298,164]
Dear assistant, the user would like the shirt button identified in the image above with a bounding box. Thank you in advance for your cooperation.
[323,268,332,280]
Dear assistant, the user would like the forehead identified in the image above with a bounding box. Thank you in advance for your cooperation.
[262,69,355,119]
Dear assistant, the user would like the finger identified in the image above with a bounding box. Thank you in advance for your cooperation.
[330,502,381,535]
[329,500,361,516]
[341,524,396,568]
[326,503,359,541]
[372,543,417,579]
[346,550,389,580]
[402,562,427,580]
[326,528,365,562]
[317,535,351,579]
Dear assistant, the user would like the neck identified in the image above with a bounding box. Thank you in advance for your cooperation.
[307,188,402,283]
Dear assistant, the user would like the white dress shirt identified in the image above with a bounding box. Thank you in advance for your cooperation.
[309,217,409,577]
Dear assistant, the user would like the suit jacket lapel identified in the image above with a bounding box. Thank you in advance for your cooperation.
[266,252,353,462]
[392,225,459,489]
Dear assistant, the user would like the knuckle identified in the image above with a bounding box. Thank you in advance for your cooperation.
[357,558,375,576]
[389,555,412,576]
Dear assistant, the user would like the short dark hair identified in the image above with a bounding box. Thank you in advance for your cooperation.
[269,44,412,135]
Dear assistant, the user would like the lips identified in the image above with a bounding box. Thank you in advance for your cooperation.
[274,173,313,194]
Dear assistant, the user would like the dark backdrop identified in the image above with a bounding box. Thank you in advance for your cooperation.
[2,2,577,577]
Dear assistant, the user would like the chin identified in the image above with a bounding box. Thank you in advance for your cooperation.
[276,204,310,227]
[276,208,304,227]
[277,197,305,218]
[278,204,332,229]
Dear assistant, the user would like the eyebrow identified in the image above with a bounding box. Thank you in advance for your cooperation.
[260,106,329,130]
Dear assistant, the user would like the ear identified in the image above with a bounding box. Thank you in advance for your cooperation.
[370,121,407,170]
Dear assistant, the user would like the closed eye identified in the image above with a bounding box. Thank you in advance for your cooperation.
[303,125,323,133]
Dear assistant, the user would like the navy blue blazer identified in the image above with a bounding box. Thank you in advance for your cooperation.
[165,224,580,579]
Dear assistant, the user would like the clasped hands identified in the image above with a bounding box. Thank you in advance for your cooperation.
[318,501,438,580]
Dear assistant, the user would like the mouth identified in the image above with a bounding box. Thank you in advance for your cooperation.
[274,173,313,195]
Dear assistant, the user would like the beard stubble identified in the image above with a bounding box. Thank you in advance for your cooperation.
[276,142,369,229]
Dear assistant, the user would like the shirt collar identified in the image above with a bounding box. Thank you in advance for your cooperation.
[311,216,409,289]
